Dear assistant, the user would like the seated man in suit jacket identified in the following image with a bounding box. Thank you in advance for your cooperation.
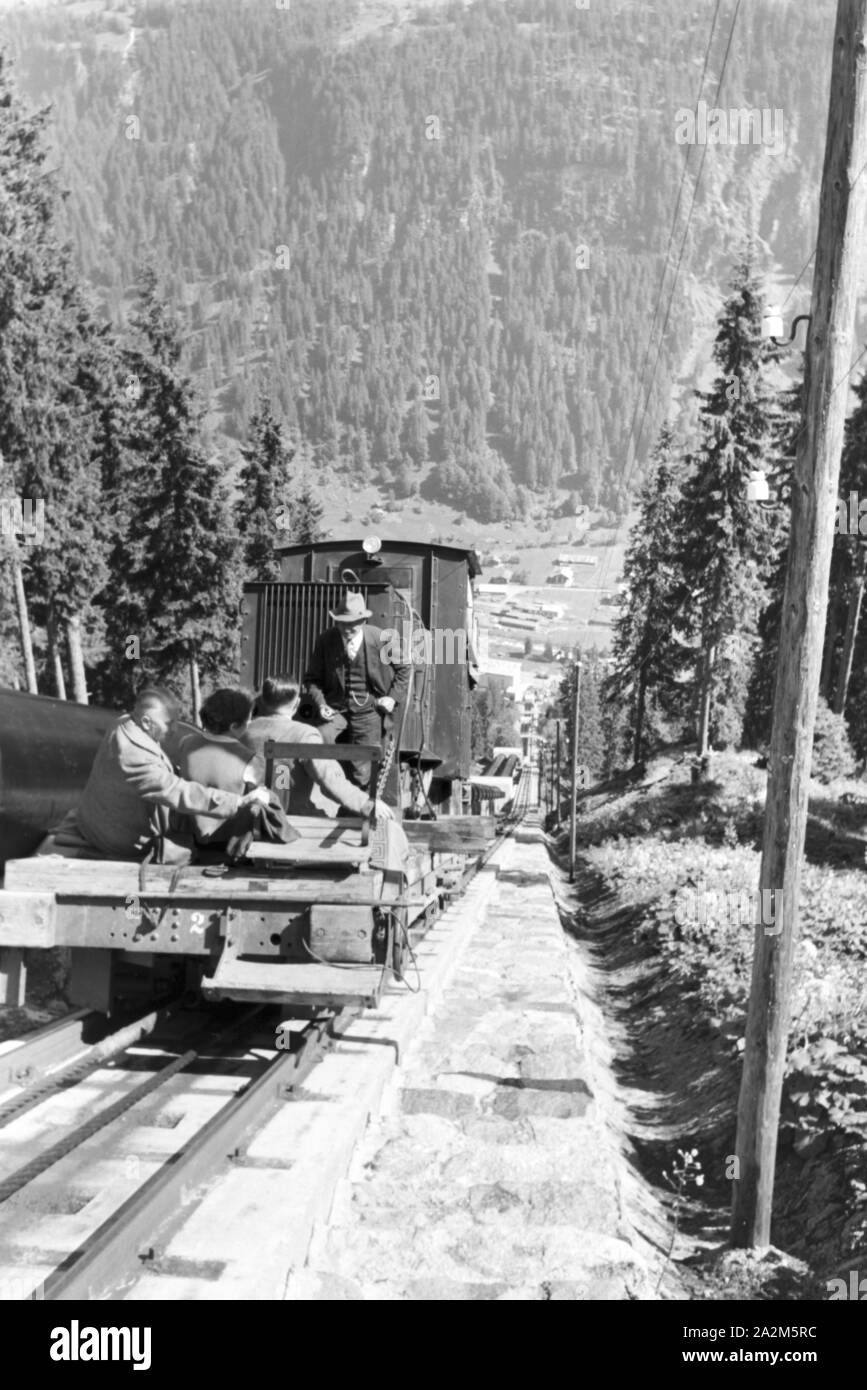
[244,673,394,821]
[304,591,411,793]
[47,688,270,861]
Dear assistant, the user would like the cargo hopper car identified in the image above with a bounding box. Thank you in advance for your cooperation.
[0,539,495,1017]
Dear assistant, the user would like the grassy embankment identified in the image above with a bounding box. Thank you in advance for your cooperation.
[557,750,867,1298]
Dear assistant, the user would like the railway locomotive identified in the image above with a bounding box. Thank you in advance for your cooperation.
[0,539,493,1018]
[243,536,483,813]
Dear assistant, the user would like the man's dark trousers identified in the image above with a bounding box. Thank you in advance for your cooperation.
[337,706,383,792]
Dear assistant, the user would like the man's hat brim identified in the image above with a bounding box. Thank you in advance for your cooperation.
[330,608,372,623]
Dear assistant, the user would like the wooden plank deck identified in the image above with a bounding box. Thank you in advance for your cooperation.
[3,860,375,899]
[249,814,494,852]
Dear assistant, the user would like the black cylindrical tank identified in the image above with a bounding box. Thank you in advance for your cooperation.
[0,689,115,866]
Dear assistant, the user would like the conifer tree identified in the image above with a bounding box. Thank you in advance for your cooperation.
[673,259,781,758]
[605,426,688,764]
[29,292,124,704]
[559,650,608,783]
[831,369,867,761]
[810,696,857,784]
[471,689,488,762]
[841,615,867,762]
[0,535,23,688]
[238,396,295,581]
[0,53,71,694]
[0,54,117,701]
[104,271,240,713]
[470,679,519,762]
[743,376,802,748]
[277,482,324,545]
[825,366,867,716]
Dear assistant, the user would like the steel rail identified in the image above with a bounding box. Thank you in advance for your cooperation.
[0,999,182,1130]
[0,1047,198,1205]
[0,1009,95,1093]
[15,786,531,1298]
[0,1005,263,1205]
[36,1006,357,1301]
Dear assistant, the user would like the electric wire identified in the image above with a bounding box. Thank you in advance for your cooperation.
[784,147,867,311]
[780,249,815,311]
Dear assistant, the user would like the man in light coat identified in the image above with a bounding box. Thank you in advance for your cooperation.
[244,673,393,821]
[47,688,270,861]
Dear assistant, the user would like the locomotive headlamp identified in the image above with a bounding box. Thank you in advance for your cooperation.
[362,535,383,563]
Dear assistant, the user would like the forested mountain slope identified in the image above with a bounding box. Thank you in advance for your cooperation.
[3,0,835,521]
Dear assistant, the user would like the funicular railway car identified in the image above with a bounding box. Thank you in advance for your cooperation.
[243,536,482,816]
[0,540,494,1018]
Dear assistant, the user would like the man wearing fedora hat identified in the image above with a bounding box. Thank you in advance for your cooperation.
[304,591,411,794]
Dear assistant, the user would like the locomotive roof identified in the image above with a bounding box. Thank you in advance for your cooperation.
[274,537,482,578]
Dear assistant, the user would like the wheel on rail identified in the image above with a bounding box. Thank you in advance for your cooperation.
[391,908,409,979]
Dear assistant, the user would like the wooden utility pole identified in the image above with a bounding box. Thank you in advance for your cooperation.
[732,0,867,1248]
[555,719,562,828]
[568,663,582,883]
